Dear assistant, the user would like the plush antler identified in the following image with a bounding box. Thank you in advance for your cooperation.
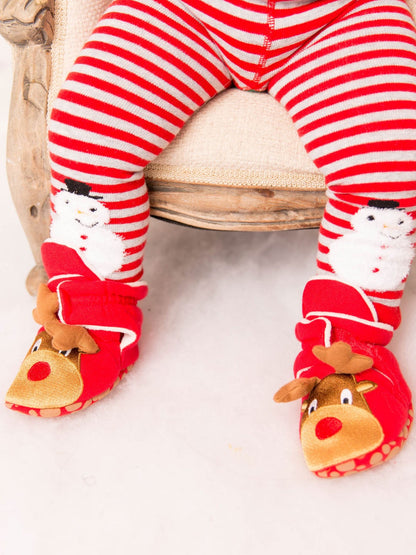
[33,283,99,354]
[312,341,373,375]
[274,376,320,403]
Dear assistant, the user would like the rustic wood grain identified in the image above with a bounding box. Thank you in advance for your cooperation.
[0,0,54,294]
[147,181,326,231]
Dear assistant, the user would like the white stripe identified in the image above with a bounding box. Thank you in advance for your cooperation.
[53,92,183,137]
[322,150,416,175]
[279,56,416,107]
[87,32,226,98]
[92,24,229,89]
[306,311,394,332]
[70,57,204,110]
[309,129,416,162]
[49,119,171,163]
[49,142,154,173]
[301,108,416,146]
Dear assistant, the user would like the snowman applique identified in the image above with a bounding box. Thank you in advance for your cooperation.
[327,200,415,291]
[50,178,125,278]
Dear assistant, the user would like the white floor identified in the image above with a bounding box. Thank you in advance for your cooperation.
[1,41,416,555]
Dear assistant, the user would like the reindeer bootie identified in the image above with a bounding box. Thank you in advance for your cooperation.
[274,276,413,478]
[5,241,147,417]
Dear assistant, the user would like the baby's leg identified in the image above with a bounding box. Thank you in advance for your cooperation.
[6,0,231,417]
[49,0,231,282]
[270,0,416,475]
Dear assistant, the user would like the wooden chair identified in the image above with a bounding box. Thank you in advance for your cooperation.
[4,0,388,293]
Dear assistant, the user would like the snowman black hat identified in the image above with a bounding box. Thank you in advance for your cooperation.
[367,199,400,209]
[63,178,103,200]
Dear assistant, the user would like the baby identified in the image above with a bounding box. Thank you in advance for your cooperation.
[6,0,416,478]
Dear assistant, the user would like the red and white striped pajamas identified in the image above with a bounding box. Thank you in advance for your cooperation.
[48,0,416,313]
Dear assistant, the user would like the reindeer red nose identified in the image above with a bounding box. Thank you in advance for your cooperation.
[27,362,51,382]
[315,417,343,440]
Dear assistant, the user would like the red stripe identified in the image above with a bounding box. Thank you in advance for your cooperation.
[125,242,146,256]
[315,140,416,169]
[326,161,416,185]
[280,65,416,114]
[306,119,416,154]
[72,56,194,117]
[49,130,152,167]
[293,82,416,124]
[300,100,416,137]
[328,191,416,208]
[117,270,144,283]
[328,198,361,215]
[318,242,330,254]
[49,153,136,180]
[101,10,229,85]
[118,229,150,241]
[84,39,207,106]
[322,211,352,230]
[278,29,416,96]
[182,0,268,32]
[51,108,170,155]
[364,289,404,300]
[50,171,145,193]
[59,77,184,130]
[110,212,149,225]
[317,260,335,273]
[318,226,342,241]
[91,25,222,98]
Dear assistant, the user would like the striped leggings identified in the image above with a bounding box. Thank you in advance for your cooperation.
[48,0,416,314]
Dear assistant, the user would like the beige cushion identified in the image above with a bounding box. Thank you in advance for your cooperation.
[49,0,416,191]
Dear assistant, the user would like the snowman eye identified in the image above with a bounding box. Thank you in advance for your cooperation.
[31,339,42,353]
[59,349,72,357]
[367,215,375,221]
[399,220,404,225]
[340,389,353,405]
[308,399,318,415]
[89,208,97,213]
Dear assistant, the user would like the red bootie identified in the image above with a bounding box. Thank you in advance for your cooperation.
[274,276,413,478]
[6,241,147,417]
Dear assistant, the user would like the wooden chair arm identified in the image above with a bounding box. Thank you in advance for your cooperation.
[0,0,54,45]
[0,0,54,293]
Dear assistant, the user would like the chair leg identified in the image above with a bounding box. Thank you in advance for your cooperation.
[0,0,54,294]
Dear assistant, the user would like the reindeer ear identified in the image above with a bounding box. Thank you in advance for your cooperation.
[274,377,320,403]
[356,380,378,394]
[33,283,60,325]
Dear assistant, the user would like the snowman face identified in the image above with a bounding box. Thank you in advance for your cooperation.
[54,191,110,228]
[350,207,414,241]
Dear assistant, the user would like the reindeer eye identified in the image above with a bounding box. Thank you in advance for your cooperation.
[308,399,318,415]
[341,389,353,405]
[31,339,42,353]
[59,349,72,357]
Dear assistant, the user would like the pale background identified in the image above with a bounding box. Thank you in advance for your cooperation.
[1,39,416,555]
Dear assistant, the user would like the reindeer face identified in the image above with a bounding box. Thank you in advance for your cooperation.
[6,331,84,409]
[300,374,384,471]
[274,341,385,472]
